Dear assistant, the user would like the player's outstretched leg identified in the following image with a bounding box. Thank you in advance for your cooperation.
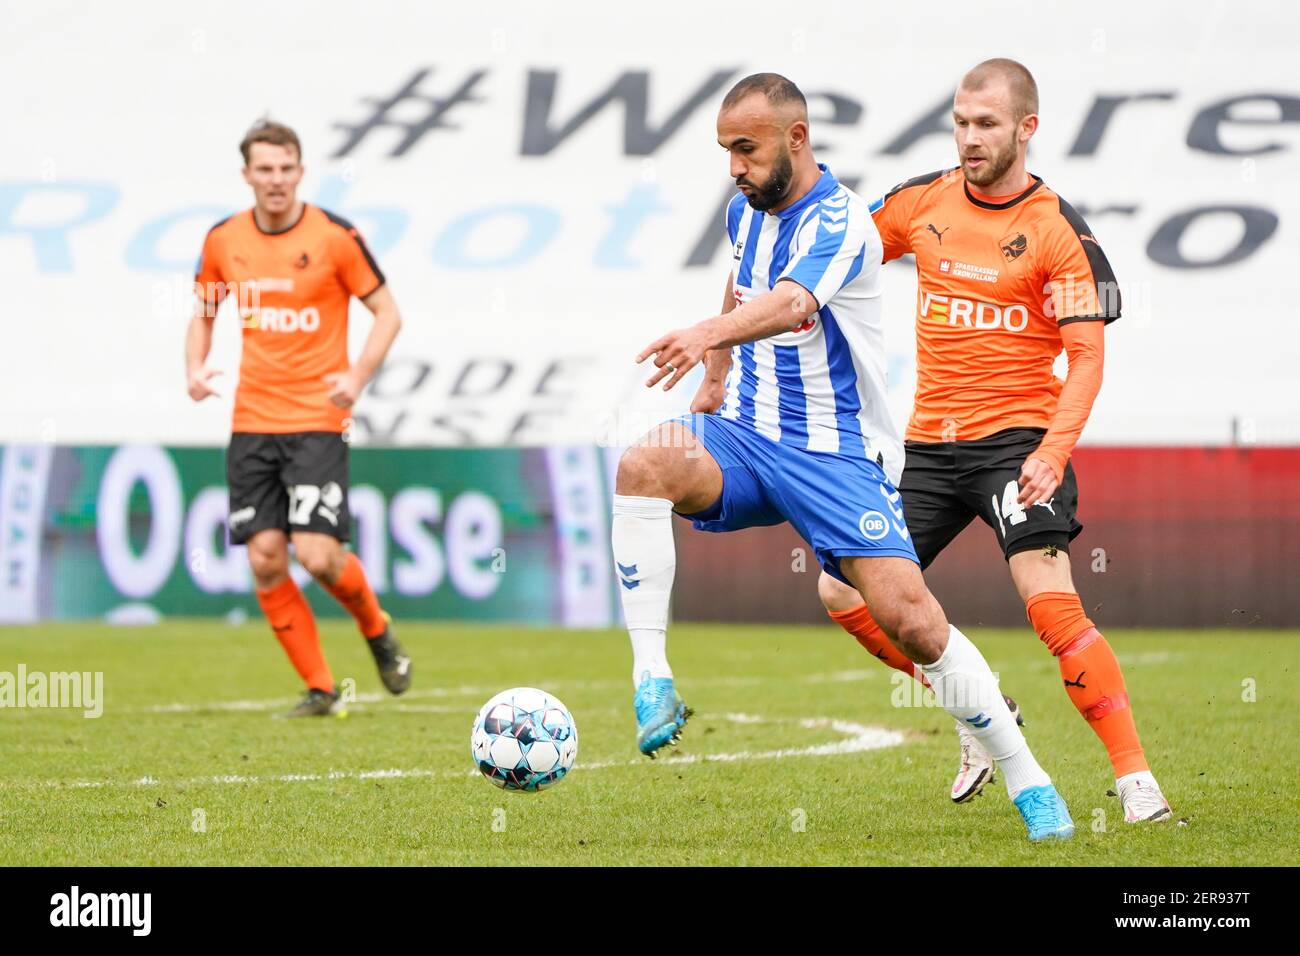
[297,534,412,696]
[818,570,1022,802]
[246,530,340,717]
[839,556,1073,841]
[1012,552,1171,823]
[612,423,722,757]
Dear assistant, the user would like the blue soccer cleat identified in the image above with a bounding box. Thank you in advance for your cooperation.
[1013,783,1076,841]
[634,672,691,758]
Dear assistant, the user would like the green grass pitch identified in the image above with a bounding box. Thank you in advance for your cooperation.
[0,621,1295,866]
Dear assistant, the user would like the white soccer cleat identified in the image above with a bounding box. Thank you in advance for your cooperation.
[951,721,996,802]
[1118,771,1173,823]
[950,695,1021,803]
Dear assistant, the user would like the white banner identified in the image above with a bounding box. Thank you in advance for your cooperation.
[0,446,54,622]
[1,0,1298,446]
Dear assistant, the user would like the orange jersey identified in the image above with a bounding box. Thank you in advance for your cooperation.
[194,204,385,434]
[872,168,1120,444]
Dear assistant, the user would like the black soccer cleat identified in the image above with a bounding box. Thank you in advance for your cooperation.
[279,686,343,718]
[367,612,412,695]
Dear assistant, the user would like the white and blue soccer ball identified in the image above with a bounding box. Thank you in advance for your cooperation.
[470,687,578,792]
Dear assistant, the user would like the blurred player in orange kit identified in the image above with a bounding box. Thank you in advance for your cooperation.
[185,119,411,716]
[819,60,1172,822]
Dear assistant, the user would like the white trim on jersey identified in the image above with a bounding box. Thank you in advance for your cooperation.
[719,356,743,421]
[719,167,903,479]
[750,215,780,288]
[719,202,756,423]
[796,332,842,453]
[751,339,782,442]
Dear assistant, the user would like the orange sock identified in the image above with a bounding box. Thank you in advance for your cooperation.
[828,603,929,688]
[323,552,387,639]
[1026,591,1147,777]
[256,577,333,691]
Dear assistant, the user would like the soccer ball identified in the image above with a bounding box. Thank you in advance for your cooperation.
[470,687,578,792]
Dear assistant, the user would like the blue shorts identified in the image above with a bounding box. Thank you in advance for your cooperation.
[675,414,918,584]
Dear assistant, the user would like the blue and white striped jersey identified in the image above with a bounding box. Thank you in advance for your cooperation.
[719,164,902,482]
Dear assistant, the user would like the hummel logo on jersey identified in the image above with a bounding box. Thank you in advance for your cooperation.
[927,223,950,244]
[819,192,850,233]
[880,484,910,539]
[617,562,640,590]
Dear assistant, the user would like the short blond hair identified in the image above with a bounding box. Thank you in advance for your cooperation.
[959,59,1039,121]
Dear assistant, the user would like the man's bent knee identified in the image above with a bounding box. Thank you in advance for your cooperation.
[293,535,344,584]
[616,444,674,498]
[889,602,947,663]
[246,532,289,589]
[298,552,335,582]
[616,424,720,513]
[1008,547,1076,602]
[818,571,863,613]
[839,556,947,663]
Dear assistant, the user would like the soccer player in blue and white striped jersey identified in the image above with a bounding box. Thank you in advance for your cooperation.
[611,73,1075,841]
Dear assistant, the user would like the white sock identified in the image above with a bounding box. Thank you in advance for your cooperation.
[997,747,1052,799]
[630,629,672,685]
[612,495,676,687]
[921,625,1051,799]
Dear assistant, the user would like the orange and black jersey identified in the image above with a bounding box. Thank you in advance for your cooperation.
[871,168,1119,445]
[194,204,385,435]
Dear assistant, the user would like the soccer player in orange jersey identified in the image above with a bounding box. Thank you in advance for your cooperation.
[185,120,411,717]
[818,60,1172,821]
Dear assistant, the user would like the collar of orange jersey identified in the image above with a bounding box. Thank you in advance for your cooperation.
[964,174,1043,210]
[251,202,308,235]
[775,164,839,220]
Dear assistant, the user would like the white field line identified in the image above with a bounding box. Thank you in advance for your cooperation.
[131,670,879,715]
[14,713,904,791]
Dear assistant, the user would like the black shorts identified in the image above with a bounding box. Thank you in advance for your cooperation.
[226,432,351,545]
[899,428,1082,569]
